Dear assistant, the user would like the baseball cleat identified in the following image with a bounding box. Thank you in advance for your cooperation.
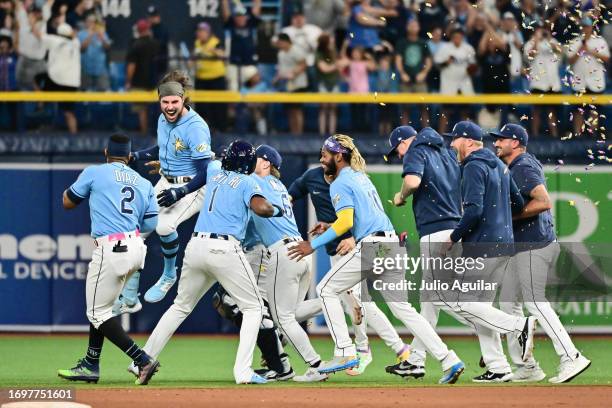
[472,370,513,383]
[294,367,329,382]
[135,359,160,385]
[386,361,425,379]
[241,373,268,384]
[112,295,142,317]
[346,290,363,325]
[438,361,465,384]
[254,368,295,381]
[549,354,591,383]
[127,361,139,378]
[396,344,411,363]
[57,359,99,383]
[144,276,177,303]
[512,364,546,382]
[518,316,537,362]
[317,356,360,374]
[346,348,372,376]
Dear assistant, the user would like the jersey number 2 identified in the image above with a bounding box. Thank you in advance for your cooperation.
[121,186,135,214]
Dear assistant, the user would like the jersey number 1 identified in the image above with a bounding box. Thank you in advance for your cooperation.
[121,186,135,214]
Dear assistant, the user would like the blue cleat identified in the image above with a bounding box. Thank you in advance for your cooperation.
[144,275,177,303]
[439,361,465,384]
[112,294,142,317]
[317,356,360,374]
[242,373,268,384]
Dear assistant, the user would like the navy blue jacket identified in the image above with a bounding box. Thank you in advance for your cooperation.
[402,127,462,237]
[509,152,556,250]
[288,167,352,256]
[451,148,524,257]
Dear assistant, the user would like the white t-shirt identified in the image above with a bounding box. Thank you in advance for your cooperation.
[43,35,81,88]
[501,30,524,77]
[524,38,561,92]
[278,46,308,91]
[16,3,51,60]
[567,35,610,93]
[434,41,476,95]
[281,24,322,66]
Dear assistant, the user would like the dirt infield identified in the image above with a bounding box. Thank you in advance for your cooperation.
[76,386,611,408]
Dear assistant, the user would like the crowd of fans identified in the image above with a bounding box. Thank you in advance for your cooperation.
[0,0,610,137]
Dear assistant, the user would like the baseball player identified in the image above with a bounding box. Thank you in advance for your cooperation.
[288,157,411,376]
[248,145,329,382]
[211,217,294,381]
[492,123,591,383]
[115,70,213,311]
[446,121,538,381]
[386,125,474,379]
[129,140,284,385]
[57,134,160,385]
[288,134,465,384]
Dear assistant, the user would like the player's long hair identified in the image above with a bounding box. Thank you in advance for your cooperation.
[271,166,281,179]
[333,134,366,173]
[159,70,192,106]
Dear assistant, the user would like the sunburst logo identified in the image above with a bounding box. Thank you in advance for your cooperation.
[174,138,187,153]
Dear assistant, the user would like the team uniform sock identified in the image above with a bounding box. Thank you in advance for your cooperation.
[159,232,180,280]
[98,317,151,366]
[120,270,141,304]
[310,360,321,368]
[257,328,285,373]
[84,323,104,369]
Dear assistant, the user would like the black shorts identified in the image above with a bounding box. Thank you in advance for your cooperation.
[44,76,78,112]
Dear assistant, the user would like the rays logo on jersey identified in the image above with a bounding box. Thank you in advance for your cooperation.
[196,143,209,153]
[174,138,187,153]
[332,193,341,206]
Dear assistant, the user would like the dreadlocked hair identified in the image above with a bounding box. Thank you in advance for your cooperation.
[159,70,192,105]
[332,134,366,173]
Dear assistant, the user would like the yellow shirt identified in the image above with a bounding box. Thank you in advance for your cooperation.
[194,36,226,80]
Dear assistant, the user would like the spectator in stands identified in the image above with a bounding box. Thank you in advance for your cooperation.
[445,0,476,36]
[274,33,307,134]
[347,0,390,51]
[546,0,578,44]
[315,32,340,136]
[147,5,169,78]
[0,0,15,31]
[467,12,488,50]
[476,21,509,129]
[519,0,541,41]
[499,12,524,93]
[222,0,261,91]
[15,0,53,90]
[379,0,411,47]
[434,25,476,133]
[426,26,444,92]
[395,18,431,127]
[192,21,227,132]
[65,0,90,30]
[78,14,110,91]
[239,65,269,135]
[417,0,448,41]
[125,19,160,135]
[303,0,345,33]
[495,0,520,21]
[340,39,377,132]
[376,52,397,136]
[41,22,80,134]
[0,34,17,130]
[524,22,562,138]
[567,17,610,136]
[279,9,322,89]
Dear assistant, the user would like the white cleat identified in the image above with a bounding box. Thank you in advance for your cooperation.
[549,354,591,383]
[294,367,329,382]
[127,361,139,378]
[112,295,142,317]
[512,364,546,382]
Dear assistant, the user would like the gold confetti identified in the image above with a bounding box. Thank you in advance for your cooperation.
[575,177,582,183]
[427,32,433,39]
[569,200,575,206]
[379,102,386,106]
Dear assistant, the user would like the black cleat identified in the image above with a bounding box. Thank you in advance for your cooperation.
[385,361,425,379]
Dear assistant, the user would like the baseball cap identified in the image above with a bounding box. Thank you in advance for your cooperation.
[489,123,529,146]
[197,22,211,32]
[387,126,417,157]
[56,23,74,38]
[234,5,248,16]
[581,17,594,26]
[136,19,151,34]
[147,5,159,16]
[502,12,516,20]
[256,145,282,169]
[443,121,483,141]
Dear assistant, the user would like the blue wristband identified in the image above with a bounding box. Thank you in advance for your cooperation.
[311,227,339,250]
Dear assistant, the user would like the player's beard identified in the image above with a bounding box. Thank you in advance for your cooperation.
[322,157,337,177]
[163,104,184,123]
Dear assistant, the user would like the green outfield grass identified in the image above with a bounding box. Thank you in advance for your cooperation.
[0,335,609,388]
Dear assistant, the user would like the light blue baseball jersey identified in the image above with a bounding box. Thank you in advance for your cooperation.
[194,161,263,241]
[250,175,301,247]
[242,216,263,249]
[330,167,394,242]
[158,107,212,177]
[69,162,158,238]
